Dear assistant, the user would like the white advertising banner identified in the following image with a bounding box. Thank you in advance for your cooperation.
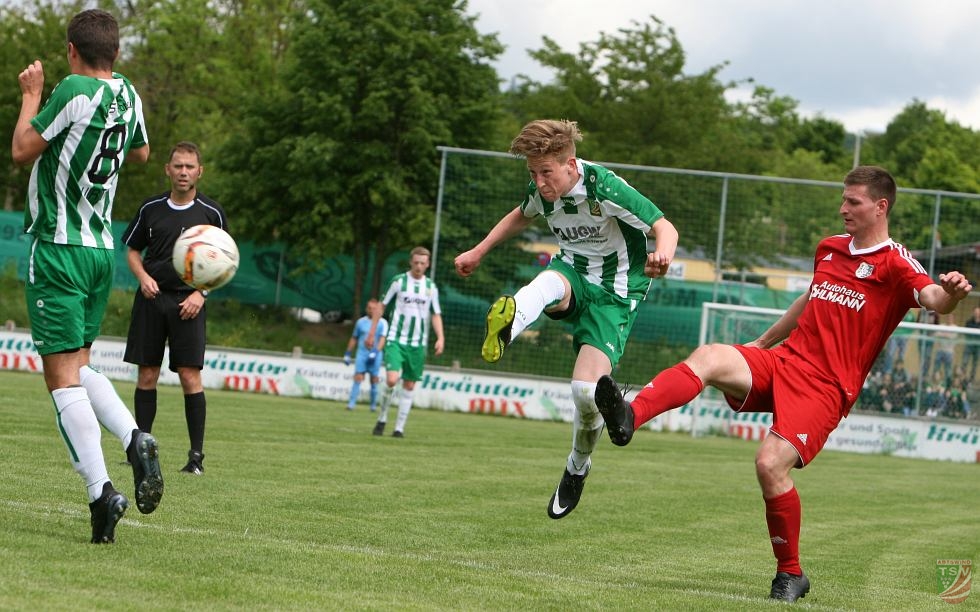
[2,330,976,463]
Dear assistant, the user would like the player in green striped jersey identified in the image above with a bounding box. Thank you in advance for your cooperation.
[372,246,445,438]
[455,119,678,519]
[12,9,160,544]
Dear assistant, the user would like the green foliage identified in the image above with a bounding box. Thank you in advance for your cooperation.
[863,100,980,192]
[0,264,28,326]
[509,17,736,170]
[0,1,78,211]
[2,369,978,610]
[3,3,979,334]
[214,0,504,313]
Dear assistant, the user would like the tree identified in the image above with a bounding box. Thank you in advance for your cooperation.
[110,0,302,221]
[505,17,735,171]
[215,0,503,314]
[0,2,76,211]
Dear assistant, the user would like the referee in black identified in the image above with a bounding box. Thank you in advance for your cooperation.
[121,141,229,475]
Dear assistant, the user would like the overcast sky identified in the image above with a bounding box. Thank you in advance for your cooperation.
[464,0,980,134]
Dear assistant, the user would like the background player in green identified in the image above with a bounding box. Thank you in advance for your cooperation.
[11,8,162,543]
[455,119,678,519]
[372,247,445,438]
[122,141,229,476]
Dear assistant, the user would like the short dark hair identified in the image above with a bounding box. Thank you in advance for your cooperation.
[845,165,897,213]
[168,141,202,164]
[67,9,119,71]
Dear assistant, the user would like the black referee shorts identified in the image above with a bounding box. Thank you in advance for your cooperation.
[124,290,207,371]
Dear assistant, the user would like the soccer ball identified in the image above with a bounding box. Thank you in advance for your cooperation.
[172,225,240,291]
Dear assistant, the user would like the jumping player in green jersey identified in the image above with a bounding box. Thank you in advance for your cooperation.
[372,246,445,438]
[455,119,678,520]
[12,9,162,544]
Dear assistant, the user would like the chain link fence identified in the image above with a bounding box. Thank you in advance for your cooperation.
[430,147,980,410]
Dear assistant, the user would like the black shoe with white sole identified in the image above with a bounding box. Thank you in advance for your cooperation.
[547,466,589,519]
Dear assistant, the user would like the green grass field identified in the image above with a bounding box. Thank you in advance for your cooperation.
[0,369,976,611]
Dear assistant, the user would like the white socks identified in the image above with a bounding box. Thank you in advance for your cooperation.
[377,384,398,423]
[511,271,566,339]
[394,390,414,433]
[566,380,601,475]
[52,387,109,502]
[80,365,137,449]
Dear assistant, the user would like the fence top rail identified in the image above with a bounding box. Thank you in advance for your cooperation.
[701,302,980,337]
[436,146,980,200]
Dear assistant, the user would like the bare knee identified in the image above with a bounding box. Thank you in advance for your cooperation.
[755,438,798,498]
[684,343,750,393]
[177,367,203,394]
[137,366,162,389]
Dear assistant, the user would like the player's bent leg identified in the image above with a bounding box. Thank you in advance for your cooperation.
[510,270,567,340]
[684,343,752,394]
[482,296,516,363]
[79,365,138,444]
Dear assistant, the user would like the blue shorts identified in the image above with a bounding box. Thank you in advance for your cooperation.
[355,350,382,377]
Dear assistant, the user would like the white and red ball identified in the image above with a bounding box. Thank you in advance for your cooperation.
[172,225,239,291]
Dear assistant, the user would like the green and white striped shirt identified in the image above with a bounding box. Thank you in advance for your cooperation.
[25,72,148,248]
[382,272,441,348]
[520,159,663,299]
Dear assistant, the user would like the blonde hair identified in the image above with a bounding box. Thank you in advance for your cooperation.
[509,119,582,161]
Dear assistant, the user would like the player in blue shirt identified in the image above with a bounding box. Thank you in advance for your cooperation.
[344,299,388,411]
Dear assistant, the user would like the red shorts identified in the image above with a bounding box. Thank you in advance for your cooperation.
[724,345,847,467]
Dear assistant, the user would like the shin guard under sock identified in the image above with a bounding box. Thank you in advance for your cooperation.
[632,363,704,427]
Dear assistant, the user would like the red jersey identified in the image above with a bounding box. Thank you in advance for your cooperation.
[779,234,933,414]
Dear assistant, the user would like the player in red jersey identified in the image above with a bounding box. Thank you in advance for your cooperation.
[593,166,973,603]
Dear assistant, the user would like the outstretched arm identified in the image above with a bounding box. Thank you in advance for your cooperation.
[455,207,534,277]
[918,271,972,314]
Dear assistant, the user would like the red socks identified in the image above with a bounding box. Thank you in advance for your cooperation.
[765,488,802,575]
[631,363,704,427]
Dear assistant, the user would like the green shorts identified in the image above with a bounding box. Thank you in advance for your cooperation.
[26,239,114,355]
[383,342,426,381]
[546,259,639,367]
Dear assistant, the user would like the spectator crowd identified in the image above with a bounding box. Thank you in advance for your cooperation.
[860,306,980,420]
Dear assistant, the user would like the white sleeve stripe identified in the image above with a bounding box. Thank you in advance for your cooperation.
[894,244,927,274]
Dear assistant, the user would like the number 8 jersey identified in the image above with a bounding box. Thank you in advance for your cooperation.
[24,72,148,248]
